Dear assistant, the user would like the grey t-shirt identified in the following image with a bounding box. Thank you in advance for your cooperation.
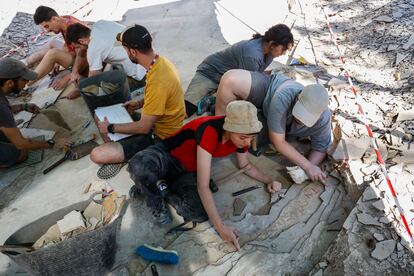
[0,92,16,143]
[196,38,273,84]
[262,74,332,152]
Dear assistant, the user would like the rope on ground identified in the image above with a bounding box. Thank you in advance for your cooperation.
[215,2,259,34]
[318,1,414,246]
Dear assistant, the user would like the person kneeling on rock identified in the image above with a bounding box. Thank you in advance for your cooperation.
[127,100,282,251]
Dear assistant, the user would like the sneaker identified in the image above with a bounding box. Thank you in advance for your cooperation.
[196,95,216,115]
[136,244,179,264]
[129,185,142,199]
[152,200,172,225]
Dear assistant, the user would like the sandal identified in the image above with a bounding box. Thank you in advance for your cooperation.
[97,163,126,179]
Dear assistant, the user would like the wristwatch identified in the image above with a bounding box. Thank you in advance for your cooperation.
[47,139,55,147]
[107,124,115,134]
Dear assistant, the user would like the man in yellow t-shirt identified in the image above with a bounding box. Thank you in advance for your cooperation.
[90,24,185,166]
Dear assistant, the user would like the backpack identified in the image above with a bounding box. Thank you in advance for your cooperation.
[165,173,208,234]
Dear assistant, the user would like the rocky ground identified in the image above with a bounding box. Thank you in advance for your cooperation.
[0,0,414,275]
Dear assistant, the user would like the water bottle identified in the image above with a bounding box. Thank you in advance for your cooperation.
[156,180,168,198]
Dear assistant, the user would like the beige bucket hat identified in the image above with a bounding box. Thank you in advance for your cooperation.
[223,101,263,134]
[292,84,329,127]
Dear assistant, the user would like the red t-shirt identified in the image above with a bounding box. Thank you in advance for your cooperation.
[163,116,247,172]
[61,15,81,54]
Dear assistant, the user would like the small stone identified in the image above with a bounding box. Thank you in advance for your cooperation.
[372,200,386,211]
[357,212,383,226]
[374,233,384,241]
[233,198,247,216]
[319,261,328,268]
[395,53,408,66]
[397,242,404,251]
[363,186,379,201]
[371,240,396,260]
[387,44,399,51]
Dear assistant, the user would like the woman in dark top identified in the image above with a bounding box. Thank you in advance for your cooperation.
[185,24,294,115]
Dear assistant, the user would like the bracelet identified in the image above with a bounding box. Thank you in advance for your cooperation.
[23,103,29,111]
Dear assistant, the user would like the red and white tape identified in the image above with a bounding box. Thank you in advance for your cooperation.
[2,0,95,59]
[319,3,414,245]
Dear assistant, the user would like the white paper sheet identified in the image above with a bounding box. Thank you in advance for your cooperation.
[14,111,33,127]
[20,128,56,141]
[29,76,62,108]
[94,103,133,141]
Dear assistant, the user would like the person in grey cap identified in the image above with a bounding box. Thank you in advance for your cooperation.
[262,76,331,184]
[0,58,70,167]
[215,72,331,184]
[128,101,282,251]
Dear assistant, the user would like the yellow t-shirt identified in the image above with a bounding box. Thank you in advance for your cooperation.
[142,55,186,139]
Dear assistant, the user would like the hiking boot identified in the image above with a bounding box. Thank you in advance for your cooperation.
[197,95,216,115]
[152,200,172,225]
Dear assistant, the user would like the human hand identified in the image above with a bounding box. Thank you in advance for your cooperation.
[266,181,282,193]
[305,163,327,184]
[70,72,81,85]
[26,103,40,114]
[98,117,110,134]
[122,100,141,114]
[54,137,73,149]
[217,224,240,251]
[51,74,70,90]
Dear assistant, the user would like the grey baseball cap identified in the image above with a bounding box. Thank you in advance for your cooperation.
[0,57,37,80]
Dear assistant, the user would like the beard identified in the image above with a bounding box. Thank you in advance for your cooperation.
[129,56,138,64]
[11,80,21,94]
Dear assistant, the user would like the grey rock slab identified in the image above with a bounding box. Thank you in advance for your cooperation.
[363,186,379,201]
[371,240,396,260]
[374,15,394,23]
[372,200,386,211]
[403,34,414,50]
[395,53,408,66]
[314,269,323,276]
[357,212,383,227]
[374,233,385,241]
[343,205,359,231]
[397,109,414,122]
[225,184,307,238]
[233,198,246,216]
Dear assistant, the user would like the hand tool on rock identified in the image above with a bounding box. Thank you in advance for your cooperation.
[232,184,262,197]
[43,140,98,174]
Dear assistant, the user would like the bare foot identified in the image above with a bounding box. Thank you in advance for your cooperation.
[66,89,80,100]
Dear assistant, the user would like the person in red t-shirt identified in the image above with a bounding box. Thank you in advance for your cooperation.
[26,6,88,91]
[128,101,282,251]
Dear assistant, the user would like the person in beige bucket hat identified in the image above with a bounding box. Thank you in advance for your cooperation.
[223,100,263,134]
[127,100,282,251]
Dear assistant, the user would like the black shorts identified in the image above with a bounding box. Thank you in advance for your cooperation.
[119,134,155,161]
[247,72,272,108]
